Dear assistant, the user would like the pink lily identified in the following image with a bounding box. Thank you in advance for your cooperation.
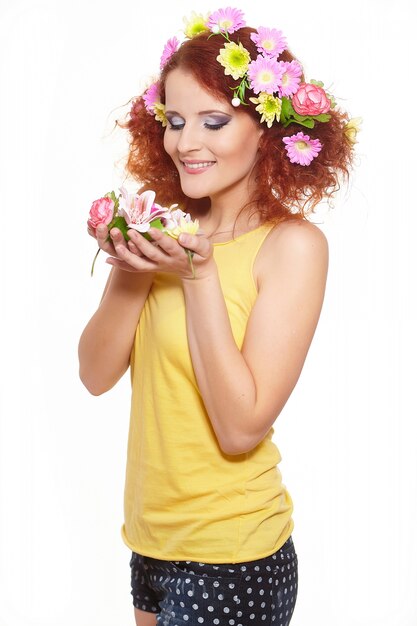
[118,187,170,233]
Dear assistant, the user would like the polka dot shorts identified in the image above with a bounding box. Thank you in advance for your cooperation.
[129,536,298,625]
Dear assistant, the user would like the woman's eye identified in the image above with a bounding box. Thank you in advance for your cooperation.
[167,120,229,131]
[205,122,229,131]
[167,115,185,130]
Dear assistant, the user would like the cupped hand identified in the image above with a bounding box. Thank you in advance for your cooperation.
[104,226,215,279]
[88,223,123,259]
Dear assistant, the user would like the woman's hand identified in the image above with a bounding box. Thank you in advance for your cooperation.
[87,223,124,261]
[101,226,215,279]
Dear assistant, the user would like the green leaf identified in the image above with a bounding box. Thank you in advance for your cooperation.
[110,215,130,240]
[314,113,331,123]
[297,118,315,129]
[141,218,165,241]
[281,105,316,129]
[280,99,292,124]
[310,79,324,88]
[149,217,164,230]
[104,190,119,216]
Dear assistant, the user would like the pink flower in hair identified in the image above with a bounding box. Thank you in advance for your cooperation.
[207,7,246,34]
[282,132,322,166]
[247,55,285,95]
[292,83,331,116]
[250,27,287,58]
[143,82,160,113]
[160,36,180,69]
[277,60,303,97]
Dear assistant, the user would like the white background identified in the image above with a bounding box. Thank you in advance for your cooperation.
[0,0,416,625]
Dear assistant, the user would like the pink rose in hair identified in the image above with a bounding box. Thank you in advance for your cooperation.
[87,197,114,230]
[292,83,331,116]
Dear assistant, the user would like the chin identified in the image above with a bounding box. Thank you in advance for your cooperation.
[179,182,211,199]
[181,189,209,200]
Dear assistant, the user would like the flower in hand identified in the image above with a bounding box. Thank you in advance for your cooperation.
[118,187,174,233]
[88,188,200,278]
[88,196,114,230]
[162,209,201,278]
[88,187,172,276]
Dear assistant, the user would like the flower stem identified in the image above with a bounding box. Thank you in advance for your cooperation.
[91,247,101,277]
[186,249,195,279]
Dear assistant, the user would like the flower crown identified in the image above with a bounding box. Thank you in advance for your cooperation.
[136,7,361,167]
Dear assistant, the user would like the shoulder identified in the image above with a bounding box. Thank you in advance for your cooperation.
[254,219,329,289]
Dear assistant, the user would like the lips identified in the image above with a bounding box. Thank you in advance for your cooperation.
[181,160,216,174]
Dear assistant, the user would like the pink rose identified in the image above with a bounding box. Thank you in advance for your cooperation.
[292,83,331,116]
[87,197,114,230]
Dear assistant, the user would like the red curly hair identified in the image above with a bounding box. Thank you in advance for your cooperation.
[117,27,354,225]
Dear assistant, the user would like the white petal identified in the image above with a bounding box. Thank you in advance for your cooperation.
[138,190,156,215]
[127,222,150,233]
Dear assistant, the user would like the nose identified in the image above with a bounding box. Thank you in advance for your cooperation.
[176,121,203,154]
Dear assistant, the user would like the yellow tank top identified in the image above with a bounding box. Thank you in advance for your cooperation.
[121,223,294,563]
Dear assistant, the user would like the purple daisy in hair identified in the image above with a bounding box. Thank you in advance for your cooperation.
[160,36,180,69]
[142,82,160,113]
[282,132,322,166]
[207,7,246,34]
[278,60,303,97]
[250,27,287,58]
[247,55,285,95]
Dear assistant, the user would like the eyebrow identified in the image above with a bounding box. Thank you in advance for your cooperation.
[165,109,232,116]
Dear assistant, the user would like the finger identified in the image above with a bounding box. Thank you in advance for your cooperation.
[105,257,135,271]
[95,224,112,249]
[105,252,156,271]
[113,240,159,268]
[127,240,141,255]
[145,228,178,252]
[96,224,109,240]
[109,227,127,248]
[127,229,168,261]
[178,233,212,259]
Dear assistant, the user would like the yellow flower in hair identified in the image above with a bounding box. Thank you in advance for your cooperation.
[249,92,282,128]
[217,41,251,80]
[183,11,210,38]
[153,102,167,127]
[344,117,362,145]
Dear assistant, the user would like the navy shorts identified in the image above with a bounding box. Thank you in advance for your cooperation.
[129,536,298,625]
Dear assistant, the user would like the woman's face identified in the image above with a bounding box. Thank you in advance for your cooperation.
[163,68,264,206]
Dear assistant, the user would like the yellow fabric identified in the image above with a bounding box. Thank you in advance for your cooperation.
[121,223,294,563]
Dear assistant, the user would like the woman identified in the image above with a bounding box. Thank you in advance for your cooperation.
[79,8,356,626]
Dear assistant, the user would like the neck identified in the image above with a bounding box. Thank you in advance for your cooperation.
[188,192,260,236]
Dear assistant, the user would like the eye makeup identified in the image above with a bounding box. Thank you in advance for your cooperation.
[165,111,232,131]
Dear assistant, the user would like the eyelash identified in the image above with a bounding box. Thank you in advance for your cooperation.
[168,122,228,132]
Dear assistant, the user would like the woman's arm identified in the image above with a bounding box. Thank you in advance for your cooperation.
[99,221,328,451]
[181,221,329,455]
[78,267,154,395]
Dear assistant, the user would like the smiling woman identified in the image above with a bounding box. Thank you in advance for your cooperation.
[163,68,264,209]
[78,6,358,626]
